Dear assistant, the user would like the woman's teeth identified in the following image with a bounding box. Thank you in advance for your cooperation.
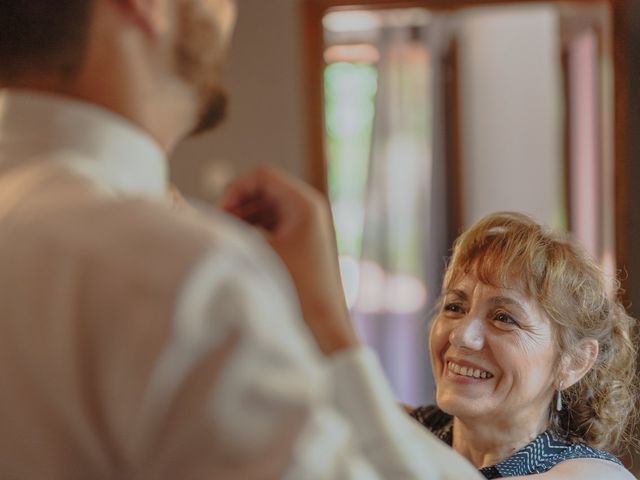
[447,361,494,379]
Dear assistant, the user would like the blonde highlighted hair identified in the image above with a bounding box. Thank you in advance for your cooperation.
[443,212,638,453]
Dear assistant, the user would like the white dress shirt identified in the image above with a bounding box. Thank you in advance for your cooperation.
[0,90,480,479]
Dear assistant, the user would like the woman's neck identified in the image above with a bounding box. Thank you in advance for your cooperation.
[451,412,549,469]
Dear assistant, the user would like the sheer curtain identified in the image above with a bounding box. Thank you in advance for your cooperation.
[351,14,451,406]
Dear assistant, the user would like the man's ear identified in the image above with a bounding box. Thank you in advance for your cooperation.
[110,0,171,38]
[558,338,599,389]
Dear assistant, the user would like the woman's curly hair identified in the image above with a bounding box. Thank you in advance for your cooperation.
[443,212,638,454]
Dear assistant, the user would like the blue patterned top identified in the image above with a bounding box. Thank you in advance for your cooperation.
[411,406,621,479]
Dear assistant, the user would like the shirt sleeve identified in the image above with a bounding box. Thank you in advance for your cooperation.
[143,239,482,480]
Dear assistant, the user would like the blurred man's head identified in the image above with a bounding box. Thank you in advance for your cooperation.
[0,0,237,139]
[0,1,94,83]
[176,0,236,134]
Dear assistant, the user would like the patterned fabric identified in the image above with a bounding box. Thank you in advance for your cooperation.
[411,405,621,478]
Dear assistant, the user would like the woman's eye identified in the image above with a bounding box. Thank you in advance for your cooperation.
[494,311,520,327]
[443,303,464,314]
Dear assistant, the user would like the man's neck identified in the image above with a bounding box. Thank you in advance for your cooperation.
[6,57,197,155]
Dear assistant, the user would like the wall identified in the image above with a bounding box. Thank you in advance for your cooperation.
[626,2,640,317]
[624,2,640,473]
[457,4,565,229]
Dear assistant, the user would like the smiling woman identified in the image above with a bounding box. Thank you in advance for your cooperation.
[410,212,638,479]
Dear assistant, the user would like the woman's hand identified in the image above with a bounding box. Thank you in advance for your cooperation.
[221,167,359,355]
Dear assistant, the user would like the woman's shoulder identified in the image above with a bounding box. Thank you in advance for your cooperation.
[545,432,622,468]
[541,457,634,480]
[488,430,624,478]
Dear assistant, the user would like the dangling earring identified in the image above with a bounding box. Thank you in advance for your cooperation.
[556,381,564,412]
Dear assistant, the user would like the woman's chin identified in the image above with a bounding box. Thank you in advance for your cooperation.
[436,392,492,419]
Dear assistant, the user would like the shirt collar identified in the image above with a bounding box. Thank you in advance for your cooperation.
[0,89,168,197]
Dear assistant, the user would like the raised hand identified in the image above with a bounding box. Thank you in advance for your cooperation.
[221,167,359,355]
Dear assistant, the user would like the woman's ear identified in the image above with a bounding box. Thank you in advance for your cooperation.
[558,338,599,389]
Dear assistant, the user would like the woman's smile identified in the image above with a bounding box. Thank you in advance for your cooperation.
[445,359,495,381]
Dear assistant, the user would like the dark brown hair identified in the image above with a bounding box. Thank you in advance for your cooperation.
[444,212,638,454]
[0,1,94,82]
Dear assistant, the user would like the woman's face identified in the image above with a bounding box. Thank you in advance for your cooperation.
[430,273,558,425]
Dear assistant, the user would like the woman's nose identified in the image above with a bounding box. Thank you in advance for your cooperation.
[449,314,485,351]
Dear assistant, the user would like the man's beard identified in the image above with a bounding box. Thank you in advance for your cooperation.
[191,87,228,136]
[175,0,230,136]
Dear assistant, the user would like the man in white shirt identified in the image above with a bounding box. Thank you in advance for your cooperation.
[0,1,480,478]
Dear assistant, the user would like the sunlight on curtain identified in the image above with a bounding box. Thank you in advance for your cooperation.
[325,62,378,308]
[354,21,433,405]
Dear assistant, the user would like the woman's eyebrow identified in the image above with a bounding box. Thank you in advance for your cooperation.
[445,289,468,301]
[489,296,526,313]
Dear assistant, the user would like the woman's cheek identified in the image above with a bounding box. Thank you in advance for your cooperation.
[429,318,448,362]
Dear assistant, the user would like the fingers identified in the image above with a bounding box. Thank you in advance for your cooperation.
[220,168,293,237]
[225,193,280,232]
[219,167,358,355]
[221,167,321,211]
[220,167,322,234]
[219,170,264,212]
